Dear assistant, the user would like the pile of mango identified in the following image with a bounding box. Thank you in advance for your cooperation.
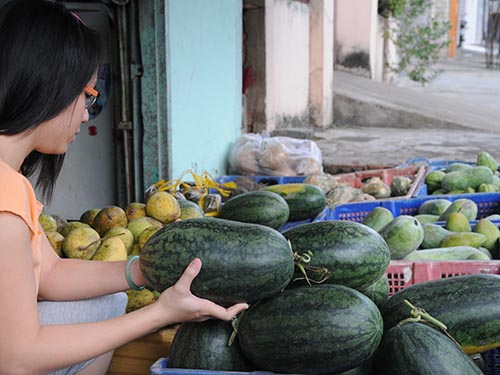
[425,151,500,194]
[361,198,499,261]
[39,190,204,312]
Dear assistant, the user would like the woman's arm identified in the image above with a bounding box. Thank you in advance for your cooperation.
[0,212,247,375]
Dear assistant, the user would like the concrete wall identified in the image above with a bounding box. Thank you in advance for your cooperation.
[166,0,242,178]
[265,0,310,131]
[334,0,377,77]
[309,0,334,128]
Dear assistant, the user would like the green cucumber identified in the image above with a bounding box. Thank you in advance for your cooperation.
[237,284,383,374]
[261,183,327,221]
[218,190,289,229]
[381,274,500,354]
[283,220,390,289]
[140,218,294,306]
[168,320,253,371]
[373,322,483,375]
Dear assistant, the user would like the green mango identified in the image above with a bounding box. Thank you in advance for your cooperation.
[441,166,494,192]
[379,216,424,259]
[361,206,394,232]
[478,183,498,193]
[414,214,440,225]
[477,151,498,173]
[445,163,473,173]
[417,199,452,216]
[473,218,500,253]
[421,223,452,249]
[425,170,446,193]
[446,212,471,232]
[404,246,490,261]
[438,198,478,222]
[439,232,487,248]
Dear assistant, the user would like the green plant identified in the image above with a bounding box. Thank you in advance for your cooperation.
[386,0,451,84]
[379,0,407,18]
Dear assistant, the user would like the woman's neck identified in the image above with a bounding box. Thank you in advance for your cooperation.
[0,134,33,172]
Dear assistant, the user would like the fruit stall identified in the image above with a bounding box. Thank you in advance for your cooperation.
[39,148,500,375]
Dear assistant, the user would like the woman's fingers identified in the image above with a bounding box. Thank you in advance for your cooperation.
[174,258,202,291]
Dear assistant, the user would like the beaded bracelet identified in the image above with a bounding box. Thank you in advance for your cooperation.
[126,255,145,290]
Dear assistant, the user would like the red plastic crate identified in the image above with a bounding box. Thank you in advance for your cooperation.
[328,165,426,201]
[387,260,500,296]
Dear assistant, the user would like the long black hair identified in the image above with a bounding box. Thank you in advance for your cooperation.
[0,0,103,202]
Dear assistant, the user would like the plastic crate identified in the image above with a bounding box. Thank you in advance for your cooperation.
[387,260,500,375]
[329,193,500,223]
[216,175,306,185]
[150,358,279,375]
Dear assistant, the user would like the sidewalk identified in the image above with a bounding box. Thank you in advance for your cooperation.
[312,49,500,173]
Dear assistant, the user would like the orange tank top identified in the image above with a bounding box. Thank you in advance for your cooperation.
[0,158,43,295]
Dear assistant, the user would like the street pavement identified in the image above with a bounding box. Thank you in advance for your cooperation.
[312,49,500,174]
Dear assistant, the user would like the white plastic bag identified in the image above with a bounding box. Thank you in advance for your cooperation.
[228,133,323,176]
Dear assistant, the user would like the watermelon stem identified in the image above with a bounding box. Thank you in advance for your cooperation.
[227,311,244,347]
[293,251,330,285]
[400,299,462,348]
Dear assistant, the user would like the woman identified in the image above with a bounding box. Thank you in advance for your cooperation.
[0,1,248,374]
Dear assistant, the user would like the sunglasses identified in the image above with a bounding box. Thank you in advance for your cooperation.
[84,85,99,109]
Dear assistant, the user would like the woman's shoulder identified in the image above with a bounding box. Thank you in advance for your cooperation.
[0,159,41,231]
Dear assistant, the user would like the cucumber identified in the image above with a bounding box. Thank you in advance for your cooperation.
[283,220,390,289]
[261,183,327,221]
[218,190,289,229]
[140,218,294,306]
[381,274,500,354]
[237,284,383,374]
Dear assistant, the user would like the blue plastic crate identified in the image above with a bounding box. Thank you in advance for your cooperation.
[216,175,306,185]
[482,348,500,375]
[278,207,330,232]
[150,358,280,375]
[329,194,500,223]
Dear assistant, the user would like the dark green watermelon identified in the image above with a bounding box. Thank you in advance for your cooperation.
[140,218,294,306]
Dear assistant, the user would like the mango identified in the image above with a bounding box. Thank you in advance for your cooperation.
[58,221,91,237]
[92,237,128,262]
[477,151,498,173]
[439,232,487,249]
[421,223,452,249]
[79,208,101,227]
[438,199,478,222]
[126,289,156,313]
[125,202,147,222]
[445,163,473,173]
[92,206,128,237]
[62,227,101,260]
[178,199,205,220]
[104,226,134,254]
[379,216,424,259]
[126,216,163,242]
[404,246,491,261]
[39,214,57,232]
[446,212,471,232]
[361,207,394,232]
[473,218,500,254]
[417,199,452,216]
[46,230,64,257]
[425,170,446,193]
[441,166,494,192]
[414,214,439,225]
[146,191,181,224]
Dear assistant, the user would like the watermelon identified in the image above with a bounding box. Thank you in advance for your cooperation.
[140,218,294,306]
[237,284,383,374]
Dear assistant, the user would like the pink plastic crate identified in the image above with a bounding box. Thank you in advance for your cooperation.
[387,260,500,296]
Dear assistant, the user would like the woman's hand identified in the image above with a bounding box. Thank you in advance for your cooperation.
[154,258,248,325]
